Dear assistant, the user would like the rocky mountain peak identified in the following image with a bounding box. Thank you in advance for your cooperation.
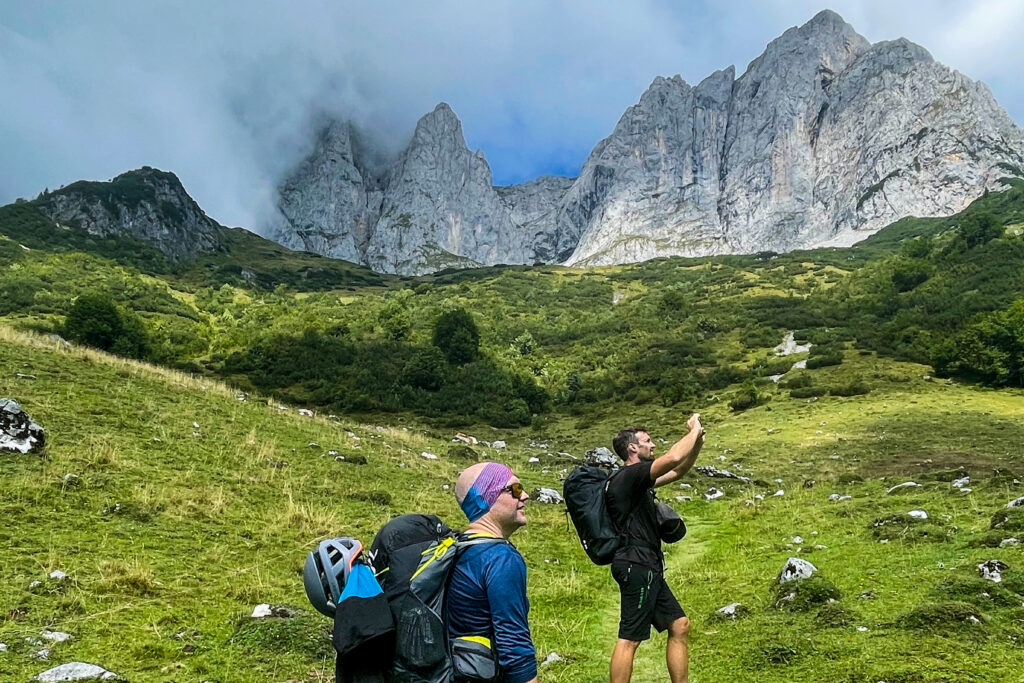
[264,10,1024,273]
[35,167,220,261]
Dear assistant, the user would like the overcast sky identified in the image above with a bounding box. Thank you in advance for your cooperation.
[2,1,1023,231]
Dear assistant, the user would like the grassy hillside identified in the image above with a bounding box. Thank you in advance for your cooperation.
[3,326,1024,681]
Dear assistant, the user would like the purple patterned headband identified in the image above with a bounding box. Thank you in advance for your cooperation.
[457,462,514,522]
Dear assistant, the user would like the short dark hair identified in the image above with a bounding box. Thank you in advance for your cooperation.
[612,426,648,460]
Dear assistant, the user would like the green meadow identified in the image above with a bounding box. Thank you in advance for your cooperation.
[2,326,1024,682]
[2,176,1024,680]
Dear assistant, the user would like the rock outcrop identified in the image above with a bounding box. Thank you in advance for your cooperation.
[265,10,1024,273]
[36,167,221,262]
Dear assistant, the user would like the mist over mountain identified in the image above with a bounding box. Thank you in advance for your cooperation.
[265,10,1024,274]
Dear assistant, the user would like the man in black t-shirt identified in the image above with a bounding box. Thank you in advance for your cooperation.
[605,415,705,683]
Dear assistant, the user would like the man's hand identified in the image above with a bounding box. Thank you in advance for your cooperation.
[651,414,707,485]
[687,413,705,437]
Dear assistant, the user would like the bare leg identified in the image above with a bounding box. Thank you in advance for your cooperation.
[610,638,641,683]
[666,617,690,683]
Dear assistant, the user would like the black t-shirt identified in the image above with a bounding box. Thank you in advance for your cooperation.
[605,460,663,570]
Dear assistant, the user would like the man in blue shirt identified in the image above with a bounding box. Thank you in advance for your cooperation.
[447,462,539,683]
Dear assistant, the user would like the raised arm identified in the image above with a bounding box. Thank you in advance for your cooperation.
[651,414,706,487]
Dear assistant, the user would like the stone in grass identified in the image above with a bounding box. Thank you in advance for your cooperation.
[772,575,841,611]
[709,602,749,622]
[886,481,922,495]
[446,444,480,462]
[778,558,817,583]
[1007,496,1024,509]
[584,447,618,469]
[990,507,1024,532]
[978,560,1009,583]
[895,602,988,632]
[1,398,46,454]
[34,662,119,681]
[532,488,563,505]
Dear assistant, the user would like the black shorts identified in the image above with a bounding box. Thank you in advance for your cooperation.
[611,560,686,642]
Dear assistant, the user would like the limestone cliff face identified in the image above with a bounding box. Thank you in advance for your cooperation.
[265,121,382,263]
[266,10,1024,272]
[564,10,1024,264]
[36,167,220,261]
[364,104,525,275]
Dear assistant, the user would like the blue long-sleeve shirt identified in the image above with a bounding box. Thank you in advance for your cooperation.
[446,540,537,683]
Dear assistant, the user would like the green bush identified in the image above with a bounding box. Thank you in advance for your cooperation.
[789,386,827,399]
[828,381,871,397]
[63,292,150,360]
[806,352,843,369]
[433,308,480,365]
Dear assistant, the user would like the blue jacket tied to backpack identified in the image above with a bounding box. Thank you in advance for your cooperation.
[446,540,537,683]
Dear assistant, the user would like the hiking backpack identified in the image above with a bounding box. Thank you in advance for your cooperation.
[563,465,623,565]
[367,513,506,683]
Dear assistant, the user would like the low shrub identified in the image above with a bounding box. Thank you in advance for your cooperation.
[828,381,871,397]
[790,386,827,399]
[990,507,1024,532]
[894,602,987,632]
[771,576,841,611]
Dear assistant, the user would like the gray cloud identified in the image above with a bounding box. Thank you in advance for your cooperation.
[2,1,1021,232]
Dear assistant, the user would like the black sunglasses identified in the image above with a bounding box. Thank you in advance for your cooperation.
[500,482,525,499]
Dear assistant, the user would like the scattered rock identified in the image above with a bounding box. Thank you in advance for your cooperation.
[712,602,749,620]
[49,570,67,582]
[978,560,1009,583]
[828,493,841,501]
[46,334,72,348]
[0,642,6,652]
[251,604,273,618]
[705,487,724,501]
[1007,496,1024,509]
[61,474,81,490]
[532,488,563,505]
[838,495,852,502]
[778,558,817,583]
[886,481,922,494]
[453,432,478,445]
[773,490,785,497]
[41,631,72,643]
[584,447,618,469]
[298,409,314,417]
[793,536,804,544]
[695,465,750,482]
[1,398,46,454]
[999,538,1020,548]
[420,452,439,460]
[33,648,51,660]
[528,457,540,463]
[803,479,816,489]
[908,510,929,520]
[540,652,563,667]
[952,476,970,489]
[34,662,119,681]
[492,440,506,449]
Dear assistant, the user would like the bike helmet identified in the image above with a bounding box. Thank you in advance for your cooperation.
[303,537,363,617]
